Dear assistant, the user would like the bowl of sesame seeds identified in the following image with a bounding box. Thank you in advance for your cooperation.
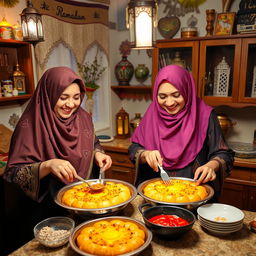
[33,216,75,248]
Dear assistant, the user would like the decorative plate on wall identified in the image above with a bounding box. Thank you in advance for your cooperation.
[158,16,181,39]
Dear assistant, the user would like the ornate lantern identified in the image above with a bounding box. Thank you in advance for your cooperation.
[213,57,230,97]
[126,0,158,49]
[21,0,44,44]
[12,64,26,94]
[115,108,130,139]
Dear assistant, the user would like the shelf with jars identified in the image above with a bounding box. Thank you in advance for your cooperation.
[152,34,256,107]
[0,39,34,105]
[111,85,152,101]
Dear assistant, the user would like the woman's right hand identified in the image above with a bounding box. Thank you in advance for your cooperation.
[140,150,163,172]
[40,159,77,183]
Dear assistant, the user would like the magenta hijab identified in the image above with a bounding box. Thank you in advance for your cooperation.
[131,65,212,169]
[5,67,94,181]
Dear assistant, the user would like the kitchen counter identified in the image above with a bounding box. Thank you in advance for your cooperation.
[9,196,256,256]
[101,138,256,168]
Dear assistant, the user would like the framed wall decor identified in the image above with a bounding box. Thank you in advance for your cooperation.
[214,12,236,35]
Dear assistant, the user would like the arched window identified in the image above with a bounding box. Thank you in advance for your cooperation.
[45,42,110,131]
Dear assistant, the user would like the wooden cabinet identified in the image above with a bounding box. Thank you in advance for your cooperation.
[219,158,256,211]
[152,34,256,107]
[101,139,135,185]
[199,36,256,107]
[0,39,34,105]
[152,39,200,92]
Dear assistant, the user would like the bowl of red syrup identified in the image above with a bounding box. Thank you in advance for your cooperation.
[138,203,195,239]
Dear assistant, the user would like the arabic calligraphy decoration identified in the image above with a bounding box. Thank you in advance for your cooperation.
[32,0,109,26]
[161,0,202,17]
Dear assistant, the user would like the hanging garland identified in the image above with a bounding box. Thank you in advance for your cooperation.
[178,0,206,8]
[0,0,19,8]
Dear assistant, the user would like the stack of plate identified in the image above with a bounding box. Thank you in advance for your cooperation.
[197,203,244,236]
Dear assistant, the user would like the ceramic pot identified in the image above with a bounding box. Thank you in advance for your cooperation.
[115,56,134,86]
[135,64,149,84]
[217,113,236,136]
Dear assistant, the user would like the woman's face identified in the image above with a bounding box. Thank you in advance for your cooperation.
[157,82,185,115]
[54,83,81,119]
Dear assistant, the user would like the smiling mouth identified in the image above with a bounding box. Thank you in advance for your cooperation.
[62,108,72,114]
[166,105,177,112]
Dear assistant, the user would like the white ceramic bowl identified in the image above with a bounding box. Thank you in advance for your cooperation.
[197,203,244,224]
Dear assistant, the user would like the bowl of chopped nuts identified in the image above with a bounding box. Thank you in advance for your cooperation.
[33,216,75,248]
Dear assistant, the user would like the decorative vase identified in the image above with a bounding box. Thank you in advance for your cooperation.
[85,86,97,116]
[134,64,149,85]
[115,56,134,86]
[217,113,236,136]
[205,9,215,36]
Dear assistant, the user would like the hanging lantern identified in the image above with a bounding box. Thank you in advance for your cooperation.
[20,0,44,44]
[115,108,130,139]
[126,0,158,49]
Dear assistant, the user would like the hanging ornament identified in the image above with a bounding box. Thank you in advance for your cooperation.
[0,0,19,8]
[178,0,206,8]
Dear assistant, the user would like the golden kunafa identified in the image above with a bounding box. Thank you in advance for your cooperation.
[76,219,145,255]
[62,181,131,208]
[143,179,208,203]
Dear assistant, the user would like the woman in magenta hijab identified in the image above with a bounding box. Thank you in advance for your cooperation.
[3,67,112,254]
[129,65,234,201]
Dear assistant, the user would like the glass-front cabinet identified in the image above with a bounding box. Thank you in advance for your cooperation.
[239,38,256,104]
[152,35,256,107]
[152,39,199,92]
[198,38,242,106]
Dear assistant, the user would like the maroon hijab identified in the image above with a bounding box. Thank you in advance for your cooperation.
[5,66,94,180]
[131,65,212,169]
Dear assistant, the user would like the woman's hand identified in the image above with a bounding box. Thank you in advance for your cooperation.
[95,152,112,171]
[40,159,77,183]
[194,159,220,185]
[140,150,163,172]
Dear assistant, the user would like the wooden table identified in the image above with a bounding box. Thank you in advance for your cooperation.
[9,196,256,256]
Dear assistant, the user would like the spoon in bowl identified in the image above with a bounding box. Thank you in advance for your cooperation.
[76,175,104,192]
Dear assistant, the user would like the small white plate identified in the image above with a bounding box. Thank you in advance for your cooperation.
[197,203,244,223]
[98,136,114,143]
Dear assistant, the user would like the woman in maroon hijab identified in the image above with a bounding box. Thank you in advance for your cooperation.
[129,65,234,201]
[3,66,112,254]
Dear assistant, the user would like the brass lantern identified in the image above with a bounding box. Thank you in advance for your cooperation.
[126,0,158,49]
[20,0,44,44]
[12,64,26,94]
[115,108,130,139]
